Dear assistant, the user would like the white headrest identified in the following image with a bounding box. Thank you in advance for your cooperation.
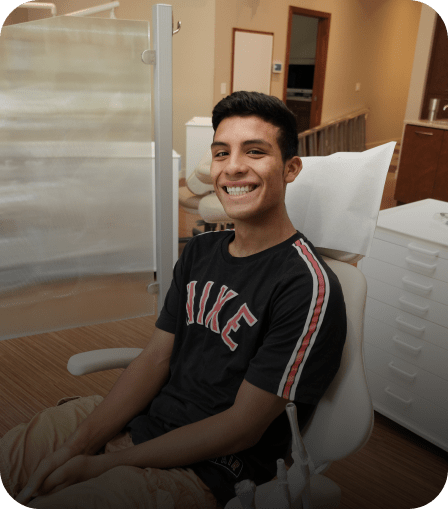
[285,142,395,260]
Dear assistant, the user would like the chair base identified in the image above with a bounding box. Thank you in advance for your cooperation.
[224,474,341,509]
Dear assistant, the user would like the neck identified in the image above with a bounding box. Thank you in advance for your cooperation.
[229,208,297,258]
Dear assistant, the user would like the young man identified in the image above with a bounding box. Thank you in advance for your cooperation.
[1,91,346,508]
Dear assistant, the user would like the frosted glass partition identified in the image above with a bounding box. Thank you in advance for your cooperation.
[0,15,155,340]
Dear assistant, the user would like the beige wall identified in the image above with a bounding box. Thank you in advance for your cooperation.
[214,0,421,147]
[4,0,424,154]
[405,3,438,121]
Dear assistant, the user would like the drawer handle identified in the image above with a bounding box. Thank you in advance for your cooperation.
[405,257,437,272]
[398,297,429,315]
[407,242,439,257]
[392,335,422,355]
[401,277,433,295]
[414,131,433,136]
[385,387,413,406]
[395,316,425,336]
[388,361,417,382]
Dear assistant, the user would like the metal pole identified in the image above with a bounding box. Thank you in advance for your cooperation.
[153,4,173,315]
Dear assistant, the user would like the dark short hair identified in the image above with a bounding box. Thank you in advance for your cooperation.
[212,91,299,162]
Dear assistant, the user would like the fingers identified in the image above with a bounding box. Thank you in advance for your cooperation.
[16,447,74,504]
[16,486,35,505]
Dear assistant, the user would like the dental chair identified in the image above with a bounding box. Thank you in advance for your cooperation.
[68,144,396,508]
[67,250,372,509]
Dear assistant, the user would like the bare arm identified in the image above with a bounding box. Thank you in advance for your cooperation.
[67,327,175,455]
[58,378,289,489]
[16,327,174,504]
[97,378,289,470]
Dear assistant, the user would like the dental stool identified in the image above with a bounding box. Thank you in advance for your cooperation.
[179,150,232,238]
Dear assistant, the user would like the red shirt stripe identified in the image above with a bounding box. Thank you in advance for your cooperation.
[282,239,327,399]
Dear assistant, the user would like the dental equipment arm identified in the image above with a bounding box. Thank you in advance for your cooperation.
[286,403,312,509]
[235,480,257,509]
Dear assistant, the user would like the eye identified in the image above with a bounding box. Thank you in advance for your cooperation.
[213,150,228,158]
[247,149,265,156]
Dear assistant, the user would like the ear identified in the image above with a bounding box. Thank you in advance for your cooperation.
[284,156,302,184]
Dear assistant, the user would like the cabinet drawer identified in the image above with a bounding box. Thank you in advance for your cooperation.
[364,315,448,381]
[366,370,448,451]
[364,342,448,410]
[365,276,448,329]
[366,297,448,351]
[360,257,448,306]
[368,238,448,282]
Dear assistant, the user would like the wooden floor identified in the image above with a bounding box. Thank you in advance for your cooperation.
[1,159,448,508]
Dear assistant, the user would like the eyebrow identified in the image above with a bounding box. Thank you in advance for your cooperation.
[211,139,273,149]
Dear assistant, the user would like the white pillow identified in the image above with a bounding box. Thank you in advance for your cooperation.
[285,142,396,257]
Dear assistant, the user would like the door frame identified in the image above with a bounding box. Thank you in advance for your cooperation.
[283,6,331,128]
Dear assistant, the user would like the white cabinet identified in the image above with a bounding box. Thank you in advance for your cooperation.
[358,199,448,451]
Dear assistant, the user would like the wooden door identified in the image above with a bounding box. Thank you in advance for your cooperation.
[283,6,331,129]
[431,130,448,201]
[420,14,448,121]
[394,125,444,204]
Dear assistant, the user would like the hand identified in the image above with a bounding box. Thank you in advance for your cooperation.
[38,455,108,496]
[16,445,74,505]
[16,453,107,505]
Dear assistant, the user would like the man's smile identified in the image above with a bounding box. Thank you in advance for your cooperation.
[224,184,258,196]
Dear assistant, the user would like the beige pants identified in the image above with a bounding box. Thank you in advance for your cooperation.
[0,395,218,509]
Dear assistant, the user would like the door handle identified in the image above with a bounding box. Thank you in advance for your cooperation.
[395,316,425,336]
[388,361,417,383]
[405,257,437,273]
[407,242,439,257]
[385,387,413,406]
[401,277,433,295]
[392,335,422,355]
[398,297,429,316]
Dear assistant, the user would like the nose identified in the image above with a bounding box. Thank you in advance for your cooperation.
[225,152,248,177]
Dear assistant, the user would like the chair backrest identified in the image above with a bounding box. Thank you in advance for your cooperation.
[301,256,374,472]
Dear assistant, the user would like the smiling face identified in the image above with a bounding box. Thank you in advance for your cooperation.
[210,115,301,224]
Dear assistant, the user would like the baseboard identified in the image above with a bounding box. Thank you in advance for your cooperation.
[366,138,401,150]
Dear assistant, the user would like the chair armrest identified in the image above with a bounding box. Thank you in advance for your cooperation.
[67,348,143,376]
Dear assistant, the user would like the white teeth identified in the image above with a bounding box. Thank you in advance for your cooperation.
[226,185,255,196]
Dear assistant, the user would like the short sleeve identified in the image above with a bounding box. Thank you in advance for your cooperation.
[245,267,346,406]
[155,255,185,334]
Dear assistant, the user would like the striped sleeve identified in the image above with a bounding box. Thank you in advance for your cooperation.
[245,238,346,405]
[278,238,331,400]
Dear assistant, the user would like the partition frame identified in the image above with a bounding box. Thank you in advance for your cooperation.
[152,4,174,315]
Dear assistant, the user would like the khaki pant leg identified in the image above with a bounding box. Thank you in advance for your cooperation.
[31,465,218,509]
[30,433,219,508]
[0,395,103,499]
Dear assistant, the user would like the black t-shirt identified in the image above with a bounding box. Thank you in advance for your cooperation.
[126,230,347,506]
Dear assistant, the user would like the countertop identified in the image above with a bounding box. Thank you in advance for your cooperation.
[404,119,448,131]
